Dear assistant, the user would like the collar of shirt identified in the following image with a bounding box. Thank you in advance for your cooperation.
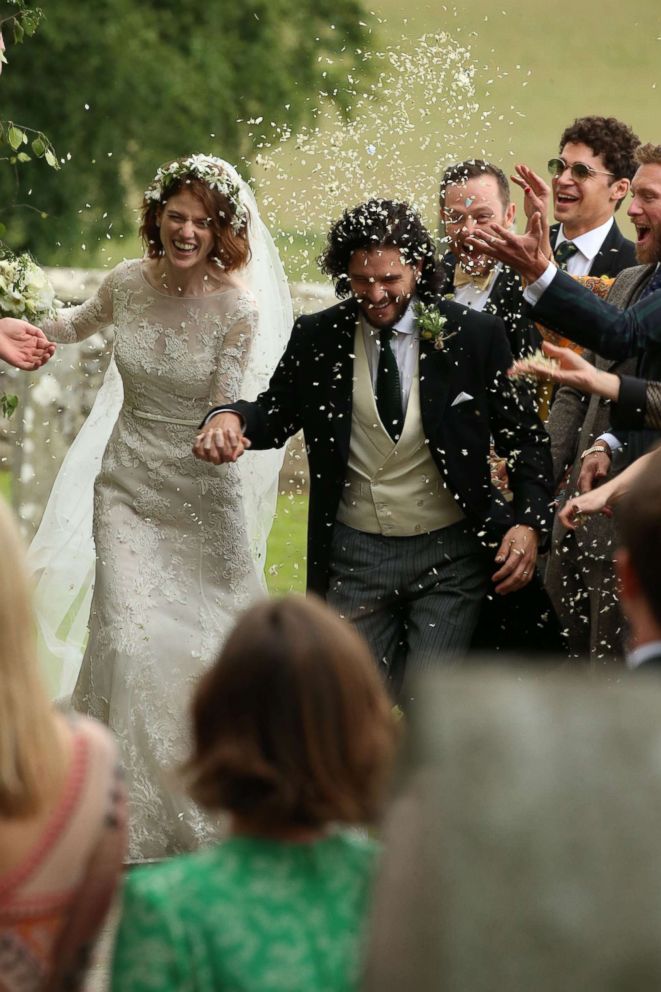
[626,640,661,670]
[555,217,614,262]
[360,297,419,339]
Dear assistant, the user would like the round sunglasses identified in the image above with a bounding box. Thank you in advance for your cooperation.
[547,157,614,183]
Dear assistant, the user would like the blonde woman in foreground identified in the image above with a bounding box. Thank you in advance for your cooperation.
[0,500,125,991]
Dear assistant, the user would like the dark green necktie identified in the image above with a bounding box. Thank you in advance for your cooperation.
[375,327,404,442]
[554,240,579,270]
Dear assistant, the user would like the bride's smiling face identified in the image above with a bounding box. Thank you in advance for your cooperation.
[158,189,215,269]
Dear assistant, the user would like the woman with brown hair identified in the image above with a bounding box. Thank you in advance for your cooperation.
[25,155,291,860]
[111,595,399,992]
[0,499,125,990]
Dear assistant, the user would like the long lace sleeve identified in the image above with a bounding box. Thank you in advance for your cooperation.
[209,295,258,407]
[42,269,115,343]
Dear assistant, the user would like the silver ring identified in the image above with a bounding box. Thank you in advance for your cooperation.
[512,547,525,557]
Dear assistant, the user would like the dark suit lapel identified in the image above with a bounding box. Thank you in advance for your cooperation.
[327,299,359,464]
[591,221,624,277]
[417,303,455,438]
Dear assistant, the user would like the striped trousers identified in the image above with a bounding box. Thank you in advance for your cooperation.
[327,520,492,699]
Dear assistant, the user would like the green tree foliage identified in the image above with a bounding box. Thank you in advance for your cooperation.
[0,0,371,263]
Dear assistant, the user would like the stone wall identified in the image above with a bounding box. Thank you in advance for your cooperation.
[0,268,332,534]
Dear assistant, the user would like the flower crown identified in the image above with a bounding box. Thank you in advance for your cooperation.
[144,155,248,234]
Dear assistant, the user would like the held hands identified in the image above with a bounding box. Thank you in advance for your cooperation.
[0,318,55,370]
[492,524,539,595]
[464,212,549,284]
[192,412,251,465]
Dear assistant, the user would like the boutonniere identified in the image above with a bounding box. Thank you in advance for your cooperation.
[415,301,457,351]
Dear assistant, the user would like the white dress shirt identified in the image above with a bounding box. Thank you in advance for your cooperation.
[360,300,419,413]
[524,217,616,305]
[554,217,614,277]
[452,263,503,312]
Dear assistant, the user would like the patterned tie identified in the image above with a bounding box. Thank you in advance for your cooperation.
[553,240,579,270]
[639,266,661,300]
[375,327,404,442]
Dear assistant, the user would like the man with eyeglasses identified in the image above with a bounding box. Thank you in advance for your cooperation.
[547,116,639,277]
[467,141,661,664]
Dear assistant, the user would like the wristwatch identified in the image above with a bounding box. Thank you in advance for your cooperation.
[580,443,611,461]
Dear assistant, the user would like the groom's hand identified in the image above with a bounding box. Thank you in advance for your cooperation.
[491,524,539,595]
[193,412,251,465]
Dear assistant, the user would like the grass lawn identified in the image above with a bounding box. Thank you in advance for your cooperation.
[264,489,308,595]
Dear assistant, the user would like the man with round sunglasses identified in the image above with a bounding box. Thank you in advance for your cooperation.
[548,116,639,277]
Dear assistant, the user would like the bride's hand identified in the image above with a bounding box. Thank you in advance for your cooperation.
[193,412,251,465]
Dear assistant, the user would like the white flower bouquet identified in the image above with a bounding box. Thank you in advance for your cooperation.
[0,249,57,323]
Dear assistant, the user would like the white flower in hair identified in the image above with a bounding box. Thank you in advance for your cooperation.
[144,155,249,234]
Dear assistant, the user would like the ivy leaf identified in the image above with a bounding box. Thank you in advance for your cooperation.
[0,394,19,419]
[8,126,26,151]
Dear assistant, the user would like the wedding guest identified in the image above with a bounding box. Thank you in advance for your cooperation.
[440,161,562,657]
[547,116,638,278]
[614,457,661,670]
[0,499,125,991]
[111,595,398,992]
[469,142,661,661]
[195,199,553,697]
[439,159,539,358]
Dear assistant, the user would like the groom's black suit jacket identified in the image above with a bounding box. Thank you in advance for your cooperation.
[222,296,553,596]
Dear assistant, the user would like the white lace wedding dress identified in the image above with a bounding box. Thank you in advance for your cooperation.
[39,258,272,859]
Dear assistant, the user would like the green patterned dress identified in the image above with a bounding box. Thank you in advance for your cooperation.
[111,831,378,992]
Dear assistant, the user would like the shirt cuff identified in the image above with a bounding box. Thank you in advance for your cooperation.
[596,432,622,452]
[522,261,557,305]
[201,408,246,429]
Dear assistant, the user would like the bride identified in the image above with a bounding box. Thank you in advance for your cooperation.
[28,155,291,859]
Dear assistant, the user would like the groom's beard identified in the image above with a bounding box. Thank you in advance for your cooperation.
[357,293,413,329]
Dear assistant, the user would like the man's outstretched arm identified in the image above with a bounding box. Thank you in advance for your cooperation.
[467,215,658,361]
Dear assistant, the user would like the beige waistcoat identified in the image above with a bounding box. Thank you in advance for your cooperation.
[336,324,464,536]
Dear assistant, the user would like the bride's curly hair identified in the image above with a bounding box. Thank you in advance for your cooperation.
[318,198,443,303]
[140,171,250,272]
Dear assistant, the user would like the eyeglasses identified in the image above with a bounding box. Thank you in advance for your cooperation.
[547,157,614,183]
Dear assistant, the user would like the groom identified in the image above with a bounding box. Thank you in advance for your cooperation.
[194,200,553,689]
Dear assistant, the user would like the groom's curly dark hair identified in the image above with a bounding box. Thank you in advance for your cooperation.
[318,199,443,303]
